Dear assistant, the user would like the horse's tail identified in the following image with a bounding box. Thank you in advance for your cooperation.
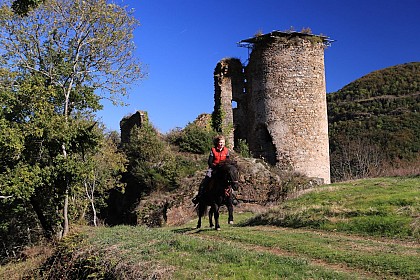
[195,202,208,218]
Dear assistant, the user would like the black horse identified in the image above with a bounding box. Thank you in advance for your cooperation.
[196,160,239,230]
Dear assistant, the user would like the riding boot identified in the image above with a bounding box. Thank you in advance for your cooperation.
[232,191,239,206]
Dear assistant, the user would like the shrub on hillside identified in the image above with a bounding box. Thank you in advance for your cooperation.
[123,123,178,192]
[167,123,216,154]
[234,139,252,158]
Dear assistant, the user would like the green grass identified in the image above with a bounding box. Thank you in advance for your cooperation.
[83,225,367,280]
[194,223,419,279]
[244,176,419,239]
[2,176,419,279]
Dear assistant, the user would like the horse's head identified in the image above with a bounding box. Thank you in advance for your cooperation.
[219,160,239,191]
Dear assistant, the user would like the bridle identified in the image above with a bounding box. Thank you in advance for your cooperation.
[226,167,239,190]
[218,162,239,196]
[227,179,239,186]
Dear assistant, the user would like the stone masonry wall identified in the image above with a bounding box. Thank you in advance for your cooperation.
[247,36,330,183]
[120,110,147,144]
[215,32,331,184]
[213,58,244,148]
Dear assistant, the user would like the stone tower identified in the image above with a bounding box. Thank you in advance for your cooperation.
[215,30,331,184]
[213,58,244,148]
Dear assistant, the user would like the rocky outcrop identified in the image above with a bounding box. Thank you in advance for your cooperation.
[135,153,322,227]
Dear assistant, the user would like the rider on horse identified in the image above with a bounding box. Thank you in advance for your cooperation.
[192,135,234,204]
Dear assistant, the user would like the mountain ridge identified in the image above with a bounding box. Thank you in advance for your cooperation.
[327,61,420,181]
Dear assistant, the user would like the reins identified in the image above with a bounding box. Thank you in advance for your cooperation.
[213,161,239,197]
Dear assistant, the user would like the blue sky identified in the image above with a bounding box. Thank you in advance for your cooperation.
[97,0,420,133]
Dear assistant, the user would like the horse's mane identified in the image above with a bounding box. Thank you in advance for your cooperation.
[217,159,238,170]
[210,159,238,182]
[213,160,239,184]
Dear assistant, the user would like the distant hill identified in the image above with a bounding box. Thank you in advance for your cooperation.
[327,62,420,181]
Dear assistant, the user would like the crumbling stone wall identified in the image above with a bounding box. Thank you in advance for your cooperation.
[120,110,147,144]
[213,58,244,148]
[215,31,331,184]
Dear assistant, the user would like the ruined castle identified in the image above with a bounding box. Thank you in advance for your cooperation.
[214,30,332,184]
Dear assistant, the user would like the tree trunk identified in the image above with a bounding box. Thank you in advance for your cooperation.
[30,196,54,240]
[85,180,97,226]
[63,187,69,237]
[62,142,70,238]
[91,196,97,227]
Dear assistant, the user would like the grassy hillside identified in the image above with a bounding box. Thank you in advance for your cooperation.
[2,176,418,279]
[327,62,420,181]
[243,176,419,238]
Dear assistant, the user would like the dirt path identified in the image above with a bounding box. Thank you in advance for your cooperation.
[187,230,380,280]
[250,225,420,249]
[177,223,420,280]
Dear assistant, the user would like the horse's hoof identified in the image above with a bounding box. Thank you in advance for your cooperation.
[216,227,221,231]
[229,221,234,225]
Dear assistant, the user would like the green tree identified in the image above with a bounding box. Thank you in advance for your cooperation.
[81,131,127,227]
[0,0,143,240]
[123,122,178,193]
[178,123,216,154]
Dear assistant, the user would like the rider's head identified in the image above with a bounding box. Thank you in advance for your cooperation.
[214,135,226,150]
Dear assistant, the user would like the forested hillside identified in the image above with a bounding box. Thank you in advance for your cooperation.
[328,62,420,181]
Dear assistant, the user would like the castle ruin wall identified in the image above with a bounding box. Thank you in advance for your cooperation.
[215,32,331,184]
[120,110,146,144]
[213,58,244,148]
[249,37,330,183]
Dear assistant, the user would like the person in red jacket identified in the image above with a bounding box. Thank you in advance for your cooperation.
[192,135,229,204]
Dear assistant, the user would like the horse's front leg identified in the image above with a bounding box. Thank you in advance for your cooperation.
[227,200,234,225]
[197,216,202,229]
[208,207,214,228]
[213,204,220,230]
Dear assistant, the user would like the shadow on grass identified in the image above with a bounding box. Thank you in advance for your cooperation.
[171,227,217,234]
[236,215,272,227]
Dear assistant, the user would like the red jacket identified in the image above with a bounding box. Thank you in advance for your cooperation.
[209,147,230,167]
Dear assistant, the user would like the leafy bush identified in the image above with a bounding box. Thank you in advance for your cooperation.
[175,123,216,154]
[173,154,207,178]
[165,127,184,146]
[234,139,252,158]
[123,122,178,192]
